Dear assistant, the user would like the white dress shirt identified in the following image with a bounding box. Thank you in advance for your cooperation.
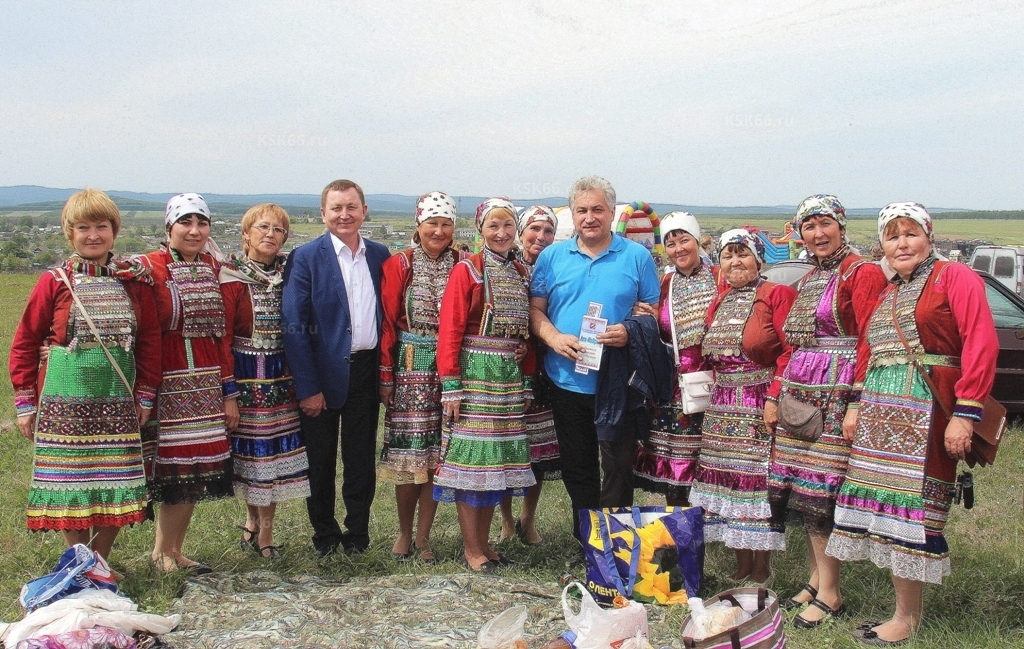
[330,233,378,351]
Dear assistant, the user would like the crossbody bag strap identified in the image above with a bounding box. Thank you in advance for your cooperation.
[668,273,681,367]
[889,295,952,419]
[55,267,134,395]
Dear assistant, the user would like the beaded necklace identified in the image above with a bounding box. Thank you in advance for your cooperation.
[866,256,935,369]
[233,255,285,351]
[481,247,530,339]
[64,259,136,351]
[168,248,226,338]
[670,262,718,350]
[783,245,850,347]
[406,247,455,336]
[702,282,758,359]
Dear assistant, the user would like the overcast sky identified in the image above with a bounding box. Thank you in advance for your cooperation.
[2,1,1023,209]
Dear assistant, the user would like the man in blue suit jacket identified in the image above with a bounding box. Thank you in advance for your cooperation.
[282,179,390,556]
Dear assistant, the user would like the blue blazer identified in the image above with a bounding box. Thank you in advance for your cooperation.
[282,232,390,409]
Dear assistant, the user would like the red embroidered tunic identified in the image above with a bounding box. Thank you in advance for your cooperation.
[10,268,162,413]
[706,281,797,399]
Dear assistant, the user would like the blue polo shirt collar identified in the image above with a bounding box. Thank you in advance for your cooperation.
[568,233,624,260]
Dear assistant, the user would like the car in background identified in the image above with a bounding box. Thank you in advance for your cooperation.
[969,245,1024,297]
[762,261,1024,413]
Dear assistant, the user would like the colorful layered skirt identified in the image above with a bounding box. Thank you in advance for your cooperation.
[689,362,785,551]
[523,372,561,481]
[433,336,535,507]
[230,341,310,506]
[768,335,857,527]
[28,346,147,531]
[379,331,443,485]
[826,362,953,584]
[633,346,704,502]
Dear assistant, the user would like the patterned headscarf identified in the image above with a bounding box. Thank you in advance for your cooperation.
[795,194,846,228]
[165,192,211,228]
[718,228,765,265]
[878,202,933,242]
[516,205,557,235]
[660,211,701,241]
[415,191,457,225]
[475,197,516,232]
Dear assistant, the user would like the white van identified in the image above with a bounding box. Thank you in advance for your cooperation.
[970,246,1024,296]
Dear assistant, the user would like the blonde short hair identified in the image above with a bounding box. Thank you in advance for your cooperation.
[240,203,290,254]
[61,189,121,243]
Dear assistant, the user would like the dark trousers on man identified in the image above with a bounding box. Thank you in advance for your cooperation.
[300,349,380,555]
[549,384,638,542]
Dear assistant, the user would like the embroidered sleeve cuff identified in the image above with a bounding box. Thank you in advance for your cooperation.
[222,379,239,399]
[379,366,394,386]
[848,388,862,403]
[135,386,156,410]
[441,376,462,403]
[766,379,782,400]
[953,400,984,422]
[15,390,36,416]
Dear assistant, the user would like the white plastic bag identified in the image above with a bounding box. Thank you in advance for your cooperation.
[478,605,528,649]
[685,596,752,640]
[562,581,648,649]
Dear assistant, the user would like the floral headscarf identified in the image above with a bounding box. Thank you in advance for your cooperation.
[415,191,457,225]
[516,205,557,235]
[795,194,846,228]
[718,228,765,265]
[878,202,933,241]
[475,197,516,232]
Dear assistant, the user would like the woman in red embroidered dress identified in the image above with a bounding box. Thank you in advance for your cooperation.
[145,193,238,573]
[826,203,998,645]
[689,229,796,584]
[10,189,161,561]
[378,191,462,563]
[221,204,310,559]
[633,211,721,508]
[498,205,561,547]
[435,198,536,573]
[766,195,888,629]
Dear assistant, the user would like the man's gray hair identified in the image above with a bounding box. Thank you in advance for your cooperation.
[569,175,615,212]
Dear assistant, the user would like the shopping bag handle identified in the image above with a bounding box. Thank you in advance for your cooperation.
[598,508,641,597]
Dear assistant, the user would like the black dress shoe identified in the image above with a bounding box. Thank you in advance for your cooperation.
[780,583,818,611]
[495,553,515,567]
[315,543,340,558]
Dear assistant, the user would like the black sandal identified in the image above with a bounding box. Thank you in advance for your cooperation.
[793,598,847,629]
[259,545,282,559]
[780,583,818,611]
[238,525,258,552]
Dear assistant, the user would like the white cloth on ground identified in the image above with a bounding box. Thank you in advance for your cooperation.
[0,589,180,648]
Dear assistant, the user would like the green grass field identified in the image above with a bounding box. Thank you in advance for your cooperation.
[1,271,1023,647]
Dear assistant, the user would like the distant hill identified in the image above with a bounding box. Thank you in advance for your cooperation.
[0,185,989,217]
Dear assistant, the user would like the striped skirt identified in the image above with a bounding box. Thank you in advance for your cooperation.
[690,364,786,551]
[379,331,443,485]
[433,336,536,507]
[28,346,147,531]
[149,364,233,504]
[231,346,310,506]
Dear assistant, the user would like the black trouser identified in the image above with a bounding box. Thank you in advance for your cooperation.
[550,384,638,542]
[300,349,380,554]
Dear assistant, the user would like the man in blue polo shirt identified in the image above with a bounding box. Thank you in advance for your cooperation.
[530,175,660,543]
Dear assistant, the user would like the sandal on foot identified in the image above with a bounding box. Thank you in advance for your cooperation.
[413,542,437,565]
[793,598,846,629]
[780,583,818,611]
[259,545,282,559]
[856,629,909,646]
[459,556,496,573]
[515,519,542,546]
[238,526,258,552]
